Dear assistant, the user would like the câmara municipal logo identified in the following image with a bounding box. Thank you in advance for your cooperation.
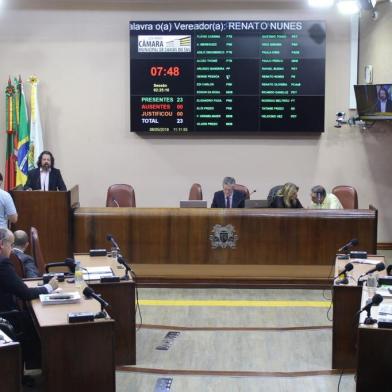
[209,224,238,249]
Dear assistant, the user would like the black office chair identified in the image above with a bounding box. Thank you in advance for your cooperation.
[267,185,283,207]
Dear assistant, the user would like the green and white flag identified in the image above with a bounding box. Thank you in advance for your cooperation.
[28,75,44,170]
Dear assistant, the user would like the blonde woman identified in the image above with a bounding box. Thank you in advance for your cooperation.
[271,182,303,208]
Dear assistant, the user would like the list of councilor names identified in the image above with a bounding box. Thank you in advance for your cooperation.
[129,21,326,132]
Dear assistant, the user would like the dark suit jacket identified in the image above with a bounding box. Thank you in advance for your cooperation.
[270,195,303,209]
[24,167,67,191]
[12,249,39,278]
[0,256,48,312]
[211,190,245,208]
[376,99,392,113]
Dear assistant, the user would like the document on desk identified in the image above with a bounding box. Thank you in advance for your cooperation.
[376,287,392,298]
[83,266,114,281]
[40,292,81,305]
[350,258,380,265]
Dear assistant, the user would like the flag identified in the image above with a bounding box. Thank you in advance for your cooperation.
[28,75,44,170]
[15,76,29,187]
[4,77,17,190]
[13,77,20,168]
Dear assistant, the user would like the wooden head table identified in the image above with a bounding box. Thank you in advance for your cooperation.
[73,207,377,285]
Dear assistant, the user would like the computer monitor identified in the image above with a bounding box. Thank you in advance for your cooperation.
[179,200,208,208]
[244,199,269,208]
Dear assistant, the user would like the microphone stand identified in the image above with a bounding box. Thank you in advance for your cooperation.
[363,306,378,325]
[94,303,108,319]
[357,274,366,287]
[335,272,348,285]
[117,255,134,281]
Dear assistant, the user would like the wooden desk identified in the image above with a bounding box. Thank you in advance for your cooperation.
[332,256,385,369]
[0,330,21,392]
[356,288,392,391]
[11,186,79,260]
[75,254,136,365]
[74,207,377,283]
[29,282,115,392]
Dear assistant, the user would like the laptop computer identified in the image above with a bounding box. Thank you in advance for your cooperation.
[244,199,269,208]
[180,200,208,208]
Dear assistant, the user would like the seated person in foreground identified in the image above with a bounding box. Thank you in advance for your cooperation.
[24,150,67,191]
[211,176,245,208]
[0,228,58,370]
[309,185,343,209]
[270,182,303,208]
[12,230,39,278]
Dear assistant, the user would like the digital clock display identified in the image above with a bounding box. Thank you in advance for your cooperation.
[129,20,326,133]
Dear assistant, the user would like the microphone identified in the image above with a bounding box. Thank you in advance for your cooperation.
[357,262,385,286]
[334,262,354,285]
[45,258,76,274]
[357,293,383,325]
[83,286,109,309]
[338,238,359,252]
[106,234,120,250]
[112,199,120,207]
[363,262,386,276]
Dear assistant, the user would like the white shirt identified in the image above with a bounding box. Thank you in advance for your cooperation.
[0,189,17,228]
[40,168,51,191]
[309,193,343,209]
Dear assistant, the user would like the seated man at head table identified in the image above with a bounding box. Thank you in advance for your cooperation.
[23,150,67,191]
[309,185,343,209]
[211,176,245,208]
[12,230,39,278]
[0,228,58,371]
[0,172,18,228]
[270,182,303,208]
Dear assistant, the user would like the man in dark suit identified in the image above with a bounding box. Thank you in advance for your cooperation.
[0,228,58,371]
[24,150,67,191]
[12,230,39,278]
[375,87,392,113]
[211,177,245,208]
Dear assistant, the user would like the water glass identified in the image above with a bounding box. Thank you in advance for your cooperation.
[111,247,118,260]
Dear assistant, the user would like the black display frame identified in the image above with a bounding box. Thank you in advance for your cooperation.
[129,20,326,134]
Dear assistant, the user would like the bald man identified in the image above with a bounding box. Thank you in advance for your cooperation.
[12,230,39,278]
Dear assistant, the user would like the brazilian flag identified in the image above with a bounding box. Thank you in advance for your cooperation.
[16,76,29,187]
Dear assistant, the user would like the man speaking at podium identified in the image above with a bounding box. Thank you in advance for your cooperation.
[211,177,245,208]
[24,151,67,191]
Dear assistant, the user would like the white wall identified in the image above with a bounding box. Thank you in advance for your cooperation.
[1,1,391,241]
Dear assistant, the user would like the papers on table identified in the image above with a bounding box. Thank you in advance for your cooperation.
[82,266,114,281]
[40,292,81,305]
[376,287,392,298]
[350,258,381,265]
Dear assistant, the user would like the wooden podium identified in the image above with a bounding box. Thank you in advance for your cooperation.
[11,186,79,261]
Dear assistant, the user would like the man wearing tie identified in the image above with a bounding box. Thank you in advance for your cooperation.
[211,177,245,208]
[23,151,67,191]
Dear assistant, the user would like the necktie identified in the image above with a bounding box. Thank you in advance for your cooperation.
[226,197,230,208]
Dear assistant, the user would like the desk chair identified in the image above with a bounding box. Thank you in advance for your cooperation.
[30,227,46,276]
[106,184,136,207]
[267,185,283,207]
[232,184,250,199]
[188,183,203,200]
[332,185,358,209]
[10,252,26,279]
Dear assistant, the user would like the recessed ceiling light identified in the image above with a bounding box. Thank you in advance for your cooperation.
[337,0,360,14]
[308,0,335,7]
